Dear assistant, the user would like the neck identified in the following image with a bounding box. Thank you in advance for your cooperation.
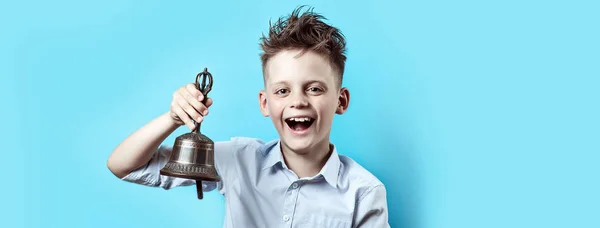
[280,139,332,178]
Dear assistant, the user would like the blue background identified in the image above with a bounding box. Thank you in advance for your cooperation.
[2,0,599,227]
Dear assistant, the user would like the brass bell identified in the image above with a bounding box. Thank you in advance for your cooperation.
[160,67,220,200]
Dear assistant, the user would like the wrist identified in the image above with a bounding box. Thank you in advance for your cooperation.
[164,111,183,128]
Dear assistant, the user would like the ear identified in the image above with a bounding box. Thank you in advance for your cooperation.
[258,90,269,117]
[336,87,350,114]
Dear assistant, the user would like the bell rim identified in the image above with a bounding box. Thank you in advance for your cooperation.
[159,169,221,182]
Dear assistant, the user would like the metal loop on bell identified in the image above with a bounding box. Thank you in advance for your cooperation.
[195,67,213,102]
[193,68,214,134]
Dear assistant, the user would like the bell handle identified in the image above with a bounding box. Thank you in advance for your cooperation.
[193,67,213,134]
[195,67,213,103]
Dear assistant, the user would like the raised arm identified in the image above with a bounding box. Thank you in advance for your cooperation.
[107,83,213,178]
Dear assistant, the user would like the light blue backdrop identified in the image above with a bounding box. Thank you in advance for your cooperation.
[2,0,598,227]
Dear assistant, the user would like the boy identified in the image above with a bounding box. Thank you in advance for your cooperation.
[107,6,390,228]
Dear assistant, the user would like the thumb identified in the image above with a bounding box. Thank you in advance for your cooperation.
[205,97,213,108]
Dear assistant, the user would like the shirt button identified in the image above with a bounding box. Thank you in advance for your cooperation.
[292,183,299,189]
[283,215,290,222]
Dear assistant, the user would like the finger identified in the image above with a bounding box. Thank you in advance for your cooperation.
[174,91,203,121]
[205,98,213,108]
[172,105,195,130]
[186,83,204,102]
[201,98,213,116]
[177,97,203,123]
[178,87,206,115]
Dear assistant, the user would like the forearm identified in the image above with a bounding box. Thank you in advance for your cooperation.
[107,111,180,178]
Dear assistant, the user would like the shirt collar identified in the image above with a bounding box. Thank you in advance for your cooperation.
[260,139,284,170]
[318,144,341,188]
[260,139,340,188]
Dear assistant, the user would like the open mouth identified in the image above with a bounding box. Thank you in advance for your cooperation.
[285,117,315,132]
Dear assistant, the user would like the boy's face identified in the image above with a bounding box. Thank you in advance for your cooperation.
[259,49,350,154]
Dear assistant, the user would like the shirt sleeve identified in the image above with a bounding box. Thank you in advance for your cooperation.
[121,140,235,194]
[353,185,391,228]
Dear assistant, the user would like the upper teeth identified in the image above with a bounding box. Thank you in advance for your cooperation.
[289,117,311,122]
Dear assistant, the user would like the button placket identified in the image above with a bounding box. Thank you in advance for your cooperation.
[281,181,302,227]
[281,182,299,227]
[282,193,292,226]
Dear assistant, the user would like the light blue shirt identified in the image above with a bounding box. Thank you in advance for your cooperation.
[122,137,390,228]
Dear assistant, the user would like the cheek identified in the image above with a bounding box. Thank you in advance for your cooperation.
[315,100,338,119]
[267,100,285,118]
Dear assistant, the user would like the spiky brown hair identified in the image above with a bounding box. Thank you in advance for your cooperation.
[259,6,347,87]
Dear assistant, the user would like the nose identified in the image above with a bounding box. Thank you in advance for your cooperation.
[289,92,309,109]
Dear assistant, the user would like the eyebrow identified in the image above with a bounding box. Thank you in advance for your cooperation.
[269,81,288,88]
[268,77,330,90]
[304,80,327,86]
[270,79,327,86]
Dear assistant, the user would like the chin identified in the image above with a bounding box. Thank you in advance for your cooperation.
[281,137,315,154]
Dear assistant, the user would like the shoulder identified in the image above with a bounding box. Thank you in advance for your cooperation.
[213,136,273,178]
[337,154,386,201]
[216,136,277,160]
[338,155,384,187]
[223,136,274,153]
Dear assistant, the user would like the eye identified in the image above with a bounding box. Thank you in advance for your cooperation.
[275,89,289,95]
[307,87,323,93]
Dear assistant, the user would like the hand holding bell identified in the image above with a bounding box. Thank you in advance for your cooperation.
[168,80,214,131]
